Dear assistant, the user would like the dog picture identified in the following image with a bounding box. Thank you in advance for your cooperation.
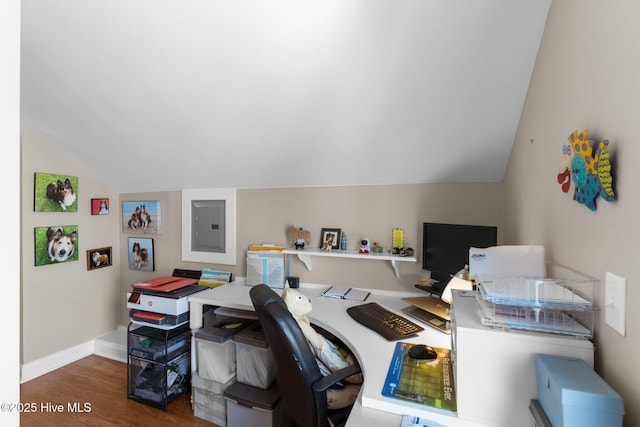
[35,173,79,213]
[34,225,79,266]
[47,226,77,262]
[122,201,161,234]
[87,247,112,270]
[45,178,76,210]
[128,238,154,271]
[92,251,109,266]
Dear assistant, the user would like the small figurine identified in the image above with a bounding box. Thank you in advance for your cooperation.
[359,237,371,254]
[372,241,383,253]
[287,226,311,250]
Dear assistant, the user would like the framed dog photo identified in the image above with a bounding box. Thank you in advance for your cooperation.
[87,246,112,270]
[122,201,161,234]
[34,172,79,212]
[128,237,155,272]
[91,198,110,215]
[34,225,79,266]
[319,227,341,250]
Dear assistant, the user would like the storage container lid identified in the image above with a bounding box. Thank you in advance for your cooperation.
[194,317,255,343]
[224,381,280,410]
[536,354,624,414]
[233,323,269,348]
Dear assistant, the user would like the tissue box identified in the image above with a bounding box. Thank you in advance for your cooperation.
[535,354,624,427]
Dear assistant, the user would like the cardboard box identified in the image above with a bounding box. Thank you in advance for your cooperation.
[535,354,624,427]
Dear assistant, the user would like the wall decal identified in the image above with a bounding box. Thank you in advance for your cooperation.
[558,130,615,211]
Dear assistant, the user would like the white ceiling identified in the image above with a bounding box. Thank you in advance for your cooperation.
[21,0,551,193]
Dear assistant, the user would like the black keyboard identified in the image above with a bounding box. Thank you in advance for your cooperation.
[347,302,424,341]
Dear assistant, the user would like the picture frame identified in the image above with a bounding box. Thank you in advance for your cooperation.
[34,225,79,266]
[319,228,341,250]
[122,201,161,234]
[91,198,110,215]
[127,237,155,271]
[34,172,78,212]
[87,246,112,270]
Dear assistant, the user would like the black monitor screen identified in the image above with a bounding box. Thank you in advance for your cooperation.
[422,222,497,285]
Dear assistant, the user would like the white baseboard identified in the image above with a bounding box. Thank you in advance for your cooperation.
[21,325,129,383]
[94,325,128,363]
[21,340,94,383]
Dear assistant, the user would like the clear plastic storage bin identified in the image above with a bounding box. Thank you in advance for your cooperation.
[234,323,275,389]
[195,317,255,383]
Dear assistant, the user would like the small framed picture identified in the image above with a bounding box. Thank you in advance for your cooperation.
[91,198,110,215]
[87,246,112,270]
[320,228,341,250]
[128,237,155,271]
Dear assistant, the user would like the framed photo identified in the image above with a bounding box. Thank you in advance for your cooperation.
[34,225,79,266]
[34,172,78,212]
[87,246,112,270]
[320,228,341,250]
[91,198,110,215]
[122,201,161,234]
[128,237,155,271]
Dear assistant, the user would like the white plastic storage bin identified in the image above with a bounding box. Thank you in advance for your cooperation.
[224,381,290,427]
[194,317,255,383]
[191,373,235,427]
[535,354,624,427]
[233,323,275,389]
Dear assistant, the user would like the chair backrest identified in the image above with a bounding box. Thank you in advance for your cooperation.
[249,284,330,427]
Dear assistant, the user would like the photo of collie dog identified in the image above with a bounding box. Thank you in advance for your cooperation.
[87,246,112,270]
[128,238,154,271]
[92,251,109,266]
[47,226,77,262]
[34,225,79,266]
[122,201,161,234]
[34,173,79,213]
[45,179,76,210]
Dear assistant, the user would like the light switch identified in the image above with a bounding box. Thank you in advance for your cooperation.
[605,272,626,336]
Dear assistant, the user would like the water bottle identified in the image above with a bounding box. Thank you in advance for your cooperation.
[340,232,347,251]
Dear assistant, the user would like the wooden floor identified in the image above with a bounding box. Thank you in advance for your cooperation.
[20,354,220,427]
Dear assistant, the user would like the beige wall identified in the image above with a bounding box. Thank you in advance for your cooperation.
[118,184,505,325]
[506,1,639,425]
[21,124,120,363]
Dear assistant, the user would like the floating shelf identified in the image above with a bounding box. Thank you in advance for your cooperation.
[283,248,416,278]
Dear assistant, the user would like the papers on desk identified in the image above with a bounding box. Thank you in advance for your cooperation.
[322,285,370,301]
[382,342,456,414]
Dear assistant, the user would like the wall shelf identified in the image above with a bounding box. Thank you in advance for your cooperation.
[283,248,416,278]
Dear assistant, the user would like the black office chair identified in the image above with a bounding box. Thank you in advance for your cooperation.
[249,284,362,427]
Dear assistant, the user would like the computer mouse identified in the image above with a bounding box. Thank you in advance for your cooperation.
[408,344,438,361]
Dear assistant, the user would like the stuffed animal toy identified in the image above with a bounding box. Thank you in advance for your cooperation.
[281,284,362,409]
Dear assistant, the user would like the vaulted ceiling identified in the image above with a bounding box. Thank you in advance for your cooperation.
[21,0,551,193]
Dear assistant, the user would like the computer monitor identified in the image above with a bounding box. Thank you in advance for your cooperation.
[422,222,497,289]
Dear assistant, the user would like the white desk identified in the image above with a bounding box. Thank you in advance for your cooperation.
[189,282,487,427]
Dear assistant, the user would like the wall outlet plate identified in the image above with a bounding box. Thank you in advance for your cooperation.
[605,272,626,336]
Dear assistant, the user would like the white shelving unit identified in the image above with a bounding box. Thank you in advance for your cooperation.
[283,248,416,278]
